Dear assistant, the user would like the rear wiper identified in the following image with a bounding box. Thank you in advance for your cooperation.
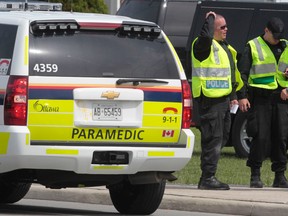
[116,79,168,86]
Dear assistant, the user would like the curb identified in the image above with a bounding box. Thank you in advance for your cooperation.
[25,184,288,216]
[161,194,288,216]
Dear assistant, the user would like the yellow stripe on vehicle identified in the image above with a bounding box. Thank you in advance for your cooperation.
[142,115,181,128]
[164,34,184,73]
[29,113,73,126]
[26,134,29,145]
[29,126,180,143]
[93,166,125,170]
[28,100,74,126]
[24,36,29,65]
[143,102,182,127]
[187,136,191,148]
[28,100,181,143]
[143,101,182,114]
[46,149,79,155]
[28,100,74,112]
[148,151,175,157]
[0,133,10,154]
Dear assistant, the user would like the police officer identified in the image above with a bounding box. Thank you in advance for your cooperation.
[191,11,243,190]
[238,17,288,188]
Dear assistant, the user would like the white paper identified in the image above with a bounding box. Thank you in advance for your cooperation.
[230,104,239,114]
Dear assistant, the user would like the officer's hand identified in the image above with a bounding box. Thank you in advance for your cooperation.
[280,88,288,101]
[238,98,250,112]
[206,11,216,19]
[230,99,238,107]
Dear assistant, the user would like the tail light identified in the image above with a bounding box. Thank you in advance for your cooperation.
[181,80,192,129]
[4,76,28,125]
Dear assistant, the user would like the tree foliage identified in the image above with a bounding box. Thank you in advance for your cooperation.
[51,0,108,14]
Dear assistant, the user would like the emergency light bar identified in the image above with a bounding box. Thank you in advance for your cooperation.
[30,20,79,35]
[0,1,62,11]
[120,21,161,38]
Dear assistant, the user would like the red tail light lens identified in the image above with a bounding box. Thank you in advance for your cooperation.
[181,80,192,129]
[4,76,28,125]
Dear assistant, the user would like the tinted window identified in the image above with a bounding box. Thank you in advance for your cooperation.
[29,30,178,79]
[0,24,17,75]
[164,1,197,36]
[117,0,161,23]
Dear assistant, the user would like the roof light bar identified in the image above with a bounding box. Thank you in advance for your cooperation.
[132,26,142,32]
[121,25,162,37]
[123,26,132,31]
[58,24,68,30]
[31,20,79,35]
[47,24,57,30]
[69,24,78,30]
[143,27,152,33]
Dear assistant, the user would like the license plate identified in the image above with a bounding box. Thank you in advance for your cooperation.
[93,103,122,121]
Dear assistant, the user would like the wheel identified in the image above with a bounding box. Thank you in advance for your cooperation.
[0,176,31,204]
[232,111,252,158]
[109,180,166,215]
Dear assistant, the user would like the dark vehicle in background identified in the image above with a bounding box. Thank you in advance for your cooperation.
[117,0,198,80]
[117,0,288,158]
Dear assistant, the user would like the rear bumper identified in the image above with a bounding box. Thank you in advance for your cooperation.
[0,127,194,174]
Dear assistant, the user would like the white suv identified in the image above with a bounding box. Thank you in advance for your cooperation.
[0,1,194,214]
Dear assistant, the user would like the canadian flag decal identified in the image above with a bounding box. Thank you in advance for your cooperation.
[162,130,174,137]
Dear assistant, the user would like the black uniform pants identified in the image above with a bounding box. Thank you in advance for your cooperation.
[198,96,231,178]
[246,95,272,169]
[246,89,287,172]
[271,101,288,172]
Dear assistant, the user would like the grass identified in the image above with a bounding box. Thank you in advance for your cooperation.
[173,128,277,186]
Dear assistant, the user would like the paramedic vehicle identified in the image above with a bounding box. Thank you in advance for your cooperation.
[0,1,194,215]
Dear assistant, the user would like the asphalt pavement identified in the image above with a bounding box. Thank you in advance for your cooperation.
[24,183,288,216]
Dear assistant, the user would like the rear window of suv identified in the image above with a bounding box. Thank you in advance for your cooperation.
[29,29,179,79]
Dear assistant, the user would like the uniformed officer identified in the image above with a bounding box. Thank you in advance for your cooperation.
[237,17,288,188]
[191,11,243,190]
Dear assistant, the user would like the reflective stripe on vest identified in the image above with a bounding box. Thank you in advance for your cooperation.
[213,42,220,64]
[253,38,264,61]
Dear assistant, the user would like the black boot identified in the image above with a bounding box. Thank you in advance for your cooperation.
[250,168,264,188]
[198,176,230,190]
[272,172,288,188]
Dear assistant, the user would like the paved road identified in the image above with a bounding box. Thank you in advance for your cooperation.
[25,184,288,216]
[0,199,240,216]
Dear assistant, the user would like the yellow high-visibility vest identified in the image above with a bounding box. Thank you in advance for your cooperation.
[248,37,288,89]
[276,40,288,88]
[191,38,243,98]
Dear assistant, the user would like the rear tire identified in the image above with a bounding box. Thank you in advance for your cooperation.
[109,180,166,215]
[0,176,31,203]
[232,111,251,158]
